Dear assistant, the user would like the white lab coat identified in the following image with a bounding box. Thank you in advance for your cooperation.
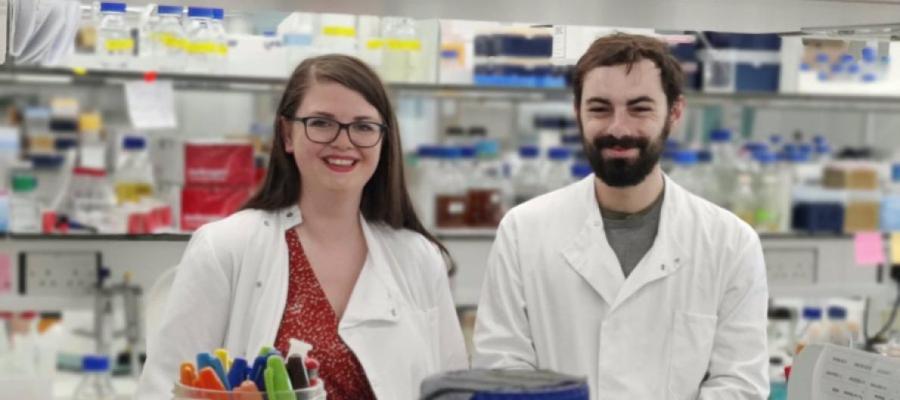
[472,175,769,399]
[137,206,468,400]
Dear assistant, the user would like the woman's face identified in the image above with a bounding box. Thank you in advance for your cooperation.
[282,81,384,197]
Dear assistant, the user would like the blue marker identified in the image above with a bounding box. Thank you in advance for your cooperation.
[250,354,269,391]
[200,353,231,390]
[227,357,249,389]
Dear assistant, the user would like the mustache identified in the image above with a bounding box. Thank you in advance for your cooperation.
[592,135,650,150]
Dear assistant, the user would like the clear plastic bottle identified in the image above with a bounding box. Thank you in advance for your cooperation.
[825,306,858,348]
[414,145,440,228]
[730,172,757,226]
[668,149,702,197]
[753,150,785,233]
[861,47,879,82]
[96,2,132,69]
[73,355,116,400]
[434,147,468,228]
[466,141,505,227]
[543,146,572,192]
[114,136,155,204]
[185,7,216,73]
[10,174,41,233]
[513,145,544,205]
[152,5,187,72]
[209,8,228,68]
[316,14,357,56]
[381,17,423,83]
[768,307,794,355]
[794,306,827,356]
[709,129,742,208]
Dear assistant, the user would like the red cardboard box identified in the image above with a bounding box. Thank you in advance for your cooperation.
[181,186,254,231]
[184,142,255,186]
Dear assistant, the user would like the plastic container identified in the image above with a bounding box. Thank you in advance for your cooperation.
[465,140,505,227]
[668,149,703,197]
[73,355,116,400]
[824,306,857,348]
[97,2,132,69]
[209,8,228,65]
[513,146,544,205]
[185,7,216,73]
[753,150,788,233]
[434,147,468,228]
[152,5,187,71]
[114,136,155,204]
[381,17,423,83]
[316,14,357,55]
[10,174,41,233]
[543,146,572,192]
[794,307,827,356]
[172,380,326,399]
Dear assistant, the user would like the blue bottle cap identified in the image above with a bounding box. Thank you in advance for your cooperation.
[211,8,225,20]
[710,129,732,142]
[157,5,183,15]
[123,136,146,150]
[827,306,847,320]
[570,163,592,179]
[840,53,855,64]
[518,145,539,158]
[673,149,698,165]
[187,7,213,18]
[815,53,830,64]
[802,307,823,320]
[82,355,110,372]
[100,2,127,13]
[862,47,877,63]
[548,147,571,160]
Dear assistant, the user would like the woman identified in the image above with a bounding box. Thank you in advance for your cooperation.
[138,55,468,399]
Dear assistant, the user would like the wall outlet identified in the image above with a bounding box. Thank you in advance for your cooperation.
[764,247,818,286]
[18,251,101,297]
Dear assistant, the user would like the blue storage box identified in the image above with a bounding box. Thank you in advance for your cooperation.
[792,202,844,233]
[698,33,782,93]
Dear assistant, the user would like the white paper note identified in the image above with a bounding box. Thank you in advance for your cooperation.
[124,80,177,130]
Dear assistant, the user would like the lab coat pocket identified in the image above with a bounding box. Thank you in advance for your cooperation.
[667,311,717,399]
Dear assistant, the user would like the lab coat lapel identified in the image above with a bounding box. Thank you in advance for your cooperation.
[339,216,401,330]
[612,176,688,310]
[561,178,626,306]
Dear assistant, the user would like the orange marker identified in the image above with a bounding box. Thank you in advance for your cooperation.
[195,367,228,400]
[179,362,197,387]
[233,380,264,400]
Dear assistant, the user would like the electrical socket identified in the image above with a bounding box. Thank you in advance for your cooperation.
[18,251,101,297]
[764,248,817,286]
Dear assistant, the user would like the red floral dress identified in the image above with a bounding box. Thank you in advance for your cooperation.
[274,229,377,400]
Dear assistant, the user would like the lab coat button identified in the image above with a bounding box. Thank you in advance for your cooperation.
[287,212,293,217]
[264,221,270,226]
[390,308,397,317]
[660,264,666,271]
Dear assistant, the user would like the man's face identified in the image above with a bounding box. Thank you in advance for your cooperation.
[577,59,683,187]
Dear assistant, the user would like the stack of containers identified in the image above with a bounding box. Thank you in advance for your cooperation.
[473,31,566,88]
[697,32,782,93]
[181,140,256,231]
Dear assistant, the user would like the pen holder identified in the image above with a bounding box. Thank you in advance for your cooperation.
[172,379,326,400]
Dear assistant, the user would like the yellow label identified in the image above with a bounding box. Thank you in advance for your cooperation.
[71,67,88,76]
[366,39,385,50]
[115,183,154,204]
[322,26,356,37]
[387,39,422,51]
[890,233,900,264]
[155,33,188,50]
[105,38,134,52]
[187,41,218,55]
[216,44,229,56]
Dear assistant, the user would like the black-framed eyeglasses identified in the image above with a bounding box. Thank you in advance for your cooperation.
[285,116,386,148]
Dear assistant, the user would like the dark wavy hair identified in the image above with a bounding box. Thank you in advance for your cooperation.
[243,54,452,267]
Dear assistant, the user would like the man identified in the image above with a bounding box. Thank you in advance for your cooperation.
[472,33,769,399]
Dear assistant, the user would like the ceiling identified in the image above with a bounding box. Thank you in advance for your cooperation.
[125,0,900,33]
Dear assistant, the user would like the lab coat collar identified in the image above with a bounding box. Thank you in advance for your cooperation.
[561,174,688,312]
[275,205,401,329]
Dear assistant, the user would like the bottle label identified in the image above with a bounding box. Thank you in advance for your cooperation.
[105,38,134,52]
[322,26,356,37]
[155,33,188,50]
[387,39,421,52]
[188,41,218,55]
[366,39,385,50]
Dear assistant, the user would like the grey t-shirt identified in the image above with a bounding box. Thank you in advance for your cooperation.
[600,191,664,278]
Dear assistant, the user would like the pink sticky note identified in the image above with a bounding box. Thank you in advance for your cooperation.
[855,232,885,266]
[0,252,10,294]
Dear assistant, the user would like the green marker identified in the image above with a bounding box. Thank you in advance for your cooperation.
[266,355,294,400]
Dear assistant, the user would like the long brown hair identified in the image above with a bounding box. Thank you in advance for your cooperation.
[243,54,452,267]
